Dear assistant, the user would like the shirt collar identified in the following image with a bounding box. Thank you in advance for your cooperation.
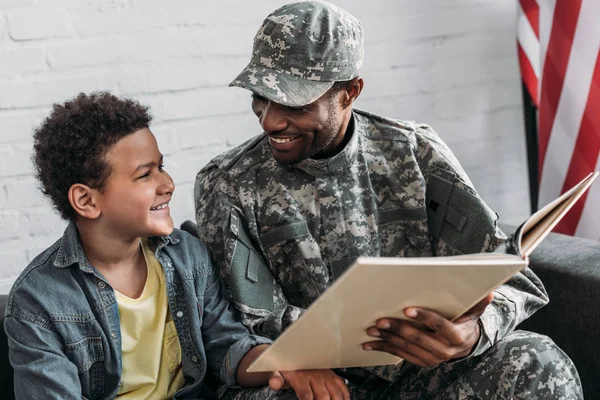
[53,222,179,270]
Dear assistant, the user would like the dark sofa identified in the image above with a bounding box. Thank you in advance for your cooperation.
[0,227,598,398]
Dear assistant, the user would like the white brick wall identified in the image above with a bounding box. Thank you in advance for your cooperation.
[0,0,529,293]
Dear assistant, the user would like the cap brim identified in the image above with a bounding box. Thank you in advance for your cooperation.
[229,63,334,107]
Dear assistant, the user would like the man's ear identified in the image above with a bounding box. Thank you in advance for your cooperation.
[68,183,101,220]
[341,77,364,109]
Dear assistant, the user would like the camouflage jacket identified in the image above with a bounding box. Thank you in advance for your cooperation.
[194,109,548,380]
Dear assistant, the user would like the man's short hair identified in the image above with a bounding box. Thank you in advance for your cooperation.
[33,91,152,220]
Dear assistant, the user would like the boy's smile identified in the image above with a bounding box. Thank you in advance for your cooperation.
[95,128,175,238]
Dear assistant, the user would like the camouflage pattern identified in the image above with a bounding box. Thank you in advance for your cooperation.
[218,332,582,399]
[230,1,364,107]
[194,109,581,397]
[218,379,384,400]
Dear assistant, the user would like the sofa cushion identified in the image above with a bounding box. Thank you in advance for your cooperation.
[518,230,600,399]
[0,295,14,399]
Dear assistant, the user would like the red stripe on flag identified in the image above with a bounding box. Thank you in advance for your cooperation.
[537,0,582,179]
[554,52,600,235]
[518,43,539,106]
[519,0,540,38]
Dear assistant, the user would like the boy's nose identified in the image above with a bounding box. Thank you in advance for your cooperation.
[158,173,175,194]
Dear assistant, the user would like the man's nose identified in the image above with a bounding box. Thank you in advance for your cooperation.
[259,102,288,133]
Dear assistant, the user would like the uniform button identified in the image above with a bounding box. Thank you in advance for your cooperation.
[230,224,238,235]
[98,281,106,289]
[191,356,198,362]
[176,311,184,318]
[111,331,117,339]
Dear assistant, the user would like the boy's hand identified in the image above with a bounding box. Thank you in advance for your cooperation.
[269,369,350,400]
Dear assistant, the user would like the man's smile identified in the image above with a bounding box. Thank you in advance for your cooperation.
[268,135,301,150]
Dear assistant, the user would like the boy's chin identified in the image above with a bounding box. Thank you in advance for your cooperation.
[148,220,175,237]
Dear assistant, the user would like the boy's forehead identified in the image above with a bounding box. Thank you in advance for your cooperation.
[105,128,160,169]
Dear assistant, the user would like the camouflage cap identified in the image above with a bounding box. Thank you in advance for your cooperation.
[230,1,364,107]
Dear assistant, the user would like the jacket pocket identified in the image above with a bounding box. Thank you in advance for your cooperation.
[426,168,497,255]
[225,207,275,311]
[65,336,104,399]
[376,208,423,257]
[65,336,104,374]
[261,221,327,307]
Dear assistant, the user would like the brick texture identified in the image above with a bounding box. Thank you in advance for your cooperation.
[0,0,527,292]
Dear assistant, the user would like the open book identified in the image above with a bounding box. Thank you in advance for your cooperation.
[247,172,598,373]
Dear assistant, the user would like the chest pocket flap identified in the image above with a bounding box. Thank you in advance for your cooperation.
[227,208,275,311]
[427,168,496,254]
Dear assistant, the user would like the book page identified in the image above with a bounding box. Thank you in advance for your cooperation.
[247,255,525,372]
[519,172,598,256]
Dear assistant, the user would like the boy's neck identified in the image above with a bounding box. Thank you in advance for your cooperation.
[75,219,143,273]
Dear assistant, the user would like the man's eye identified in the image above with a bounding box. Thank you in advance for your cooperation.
[158,164,165,171]
[139,171,151,179]
[289,106,308,113]
[251,93,266,102]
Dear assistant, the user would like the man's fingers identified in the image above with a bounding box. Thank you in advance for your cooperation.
[371,324,456,362]
[363,340,442,368]
[391,310,460,346]
[363,328,447,366]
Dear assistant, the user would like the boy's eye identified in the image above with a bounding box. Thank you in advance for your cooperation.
[158,164,165,171]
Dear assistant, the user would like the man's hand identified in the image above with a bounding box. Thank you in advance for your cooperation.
[269,369,350,400]
[362,293,494,367]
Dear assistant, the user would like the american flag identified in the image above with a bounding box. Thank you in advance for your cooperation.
[518,0,600,238]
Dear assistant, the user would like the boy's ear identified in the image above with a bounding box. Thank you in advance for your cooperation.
[68,184,101,219]
[340,77,364,109]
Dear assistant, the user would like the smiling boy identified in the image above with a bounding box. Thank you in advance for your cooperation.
[4,92,349,400]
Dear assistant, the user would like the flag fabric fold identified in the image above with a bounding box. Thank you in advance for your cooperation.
[517,0,600,238]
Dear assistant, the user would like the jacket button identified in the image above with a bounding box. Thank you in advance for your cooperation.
[111,331,117,339]
[98,281,106,289]
[176,311,184,318]
[191,356,198,362]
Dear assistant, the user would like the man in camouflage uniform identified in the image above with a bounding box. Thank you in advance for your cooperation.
[195,1,583,399]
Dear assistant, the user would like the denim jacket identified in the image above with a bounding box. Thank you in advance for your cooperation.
[4,222,271,400]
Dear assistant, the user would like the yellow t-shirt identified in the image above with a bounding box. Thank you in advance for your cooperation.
[115,240,185,399]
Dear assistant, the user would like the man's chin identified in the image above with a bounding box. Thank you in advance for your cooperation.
[270,148,304,165]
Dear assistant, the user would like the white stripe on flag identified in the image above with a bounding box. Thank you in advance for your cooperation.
[518,3,541,78]
[538,0,600,206]
[576,154,600,239]
[538,0,556,100]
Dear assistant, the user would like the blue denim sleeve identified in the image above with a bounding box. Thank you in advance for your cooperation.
[4,316,86,399]
[201,258,272,386]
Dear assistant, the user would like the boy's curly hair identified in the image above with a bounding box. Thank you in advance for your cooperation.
[33,91,152,220]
